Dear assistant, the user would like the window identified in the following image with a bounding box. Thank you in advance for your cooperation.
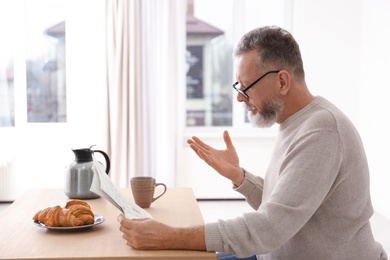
[26,0,66,122]
[0,2,16,126]
[186,0,233,127]
[0,0,66,126]
[185,0,286,129]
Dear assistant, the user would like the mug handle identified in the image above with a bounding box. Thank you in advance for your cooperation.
[152,183,167,202]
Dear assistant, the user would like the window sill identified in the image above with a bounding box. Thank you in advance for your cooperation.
[183,125,278,139]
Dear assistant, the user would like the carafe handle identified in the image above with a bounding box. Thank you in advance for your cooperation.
[93,150,110,174]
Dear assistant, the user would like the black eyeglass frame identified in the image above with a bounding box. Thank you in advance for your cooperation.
[232,70,280,99]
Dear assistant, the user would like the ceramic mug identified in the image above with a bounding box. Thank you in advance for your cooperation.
[130,177,167,208]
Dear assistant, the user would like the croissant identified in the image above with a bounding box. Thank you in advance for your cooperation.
[33,200,94,227]
[65,200,94,225]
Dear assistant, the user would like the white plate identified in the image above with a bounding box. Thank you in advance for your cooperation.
[33,214,105,232]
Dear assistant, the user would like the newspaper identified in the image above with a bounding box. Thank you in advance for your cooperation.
[90,163,152,219]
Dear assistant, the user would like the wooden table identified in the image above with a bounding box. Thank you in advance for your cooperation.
[0,188,216,260]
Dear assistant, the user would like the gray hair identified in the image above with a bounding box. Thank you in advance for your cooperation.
[234,26,305,81]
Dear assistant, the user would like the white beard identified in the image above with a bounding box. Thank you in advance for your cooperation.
[245,97,284,128]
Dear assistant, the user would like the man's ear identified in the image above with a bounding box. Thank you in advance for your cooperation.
[278,70,291,95]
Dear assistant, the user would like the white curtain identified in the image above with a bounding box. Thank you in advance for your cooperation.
[105,0,141,188]
[105,0,186,187]
[139,0,186,187]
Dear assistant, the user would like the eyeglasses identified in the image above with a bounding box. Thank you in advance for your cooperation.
[232,70,280,99]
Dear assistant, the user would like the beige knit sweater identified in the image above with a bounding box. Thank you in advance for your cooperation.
[205,97,387,260]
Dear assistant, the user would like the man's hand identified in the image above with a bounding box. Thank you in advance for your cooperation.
[187,130,244,186]
[117,215,206,251]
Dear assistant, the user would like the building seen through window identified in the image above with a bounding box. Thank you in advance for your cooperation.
[25,0,66,123]
[186,0,233,127]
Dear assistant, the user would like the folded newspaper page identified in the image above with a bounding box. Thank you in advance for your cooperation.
[90,163,152,219]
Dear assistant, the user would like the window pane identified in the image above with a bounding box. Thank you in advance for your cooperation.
[25,0,66,122]
[186,0,286,128]
[0,2,15,127]
[186,0,233,127]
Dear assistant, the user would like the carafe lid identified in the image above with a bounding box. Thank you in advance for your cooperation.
[72,148,93,162]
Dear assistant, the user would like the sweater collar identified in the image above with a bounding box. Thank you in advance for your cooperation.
[279,96,323,130]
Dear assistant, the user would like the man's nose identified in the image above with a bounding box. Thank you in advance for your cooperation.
[236,92,246,102]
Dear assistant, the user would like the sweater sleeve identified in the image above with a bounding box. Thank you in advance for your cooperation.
[205,169,264,253]
[233,168,264,210]
[205,130,342,257]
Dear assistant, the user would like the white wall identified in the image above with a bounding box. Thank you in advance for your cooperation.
[359,0,390,219]
[292,0,361,125]
[292,0,390,219]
